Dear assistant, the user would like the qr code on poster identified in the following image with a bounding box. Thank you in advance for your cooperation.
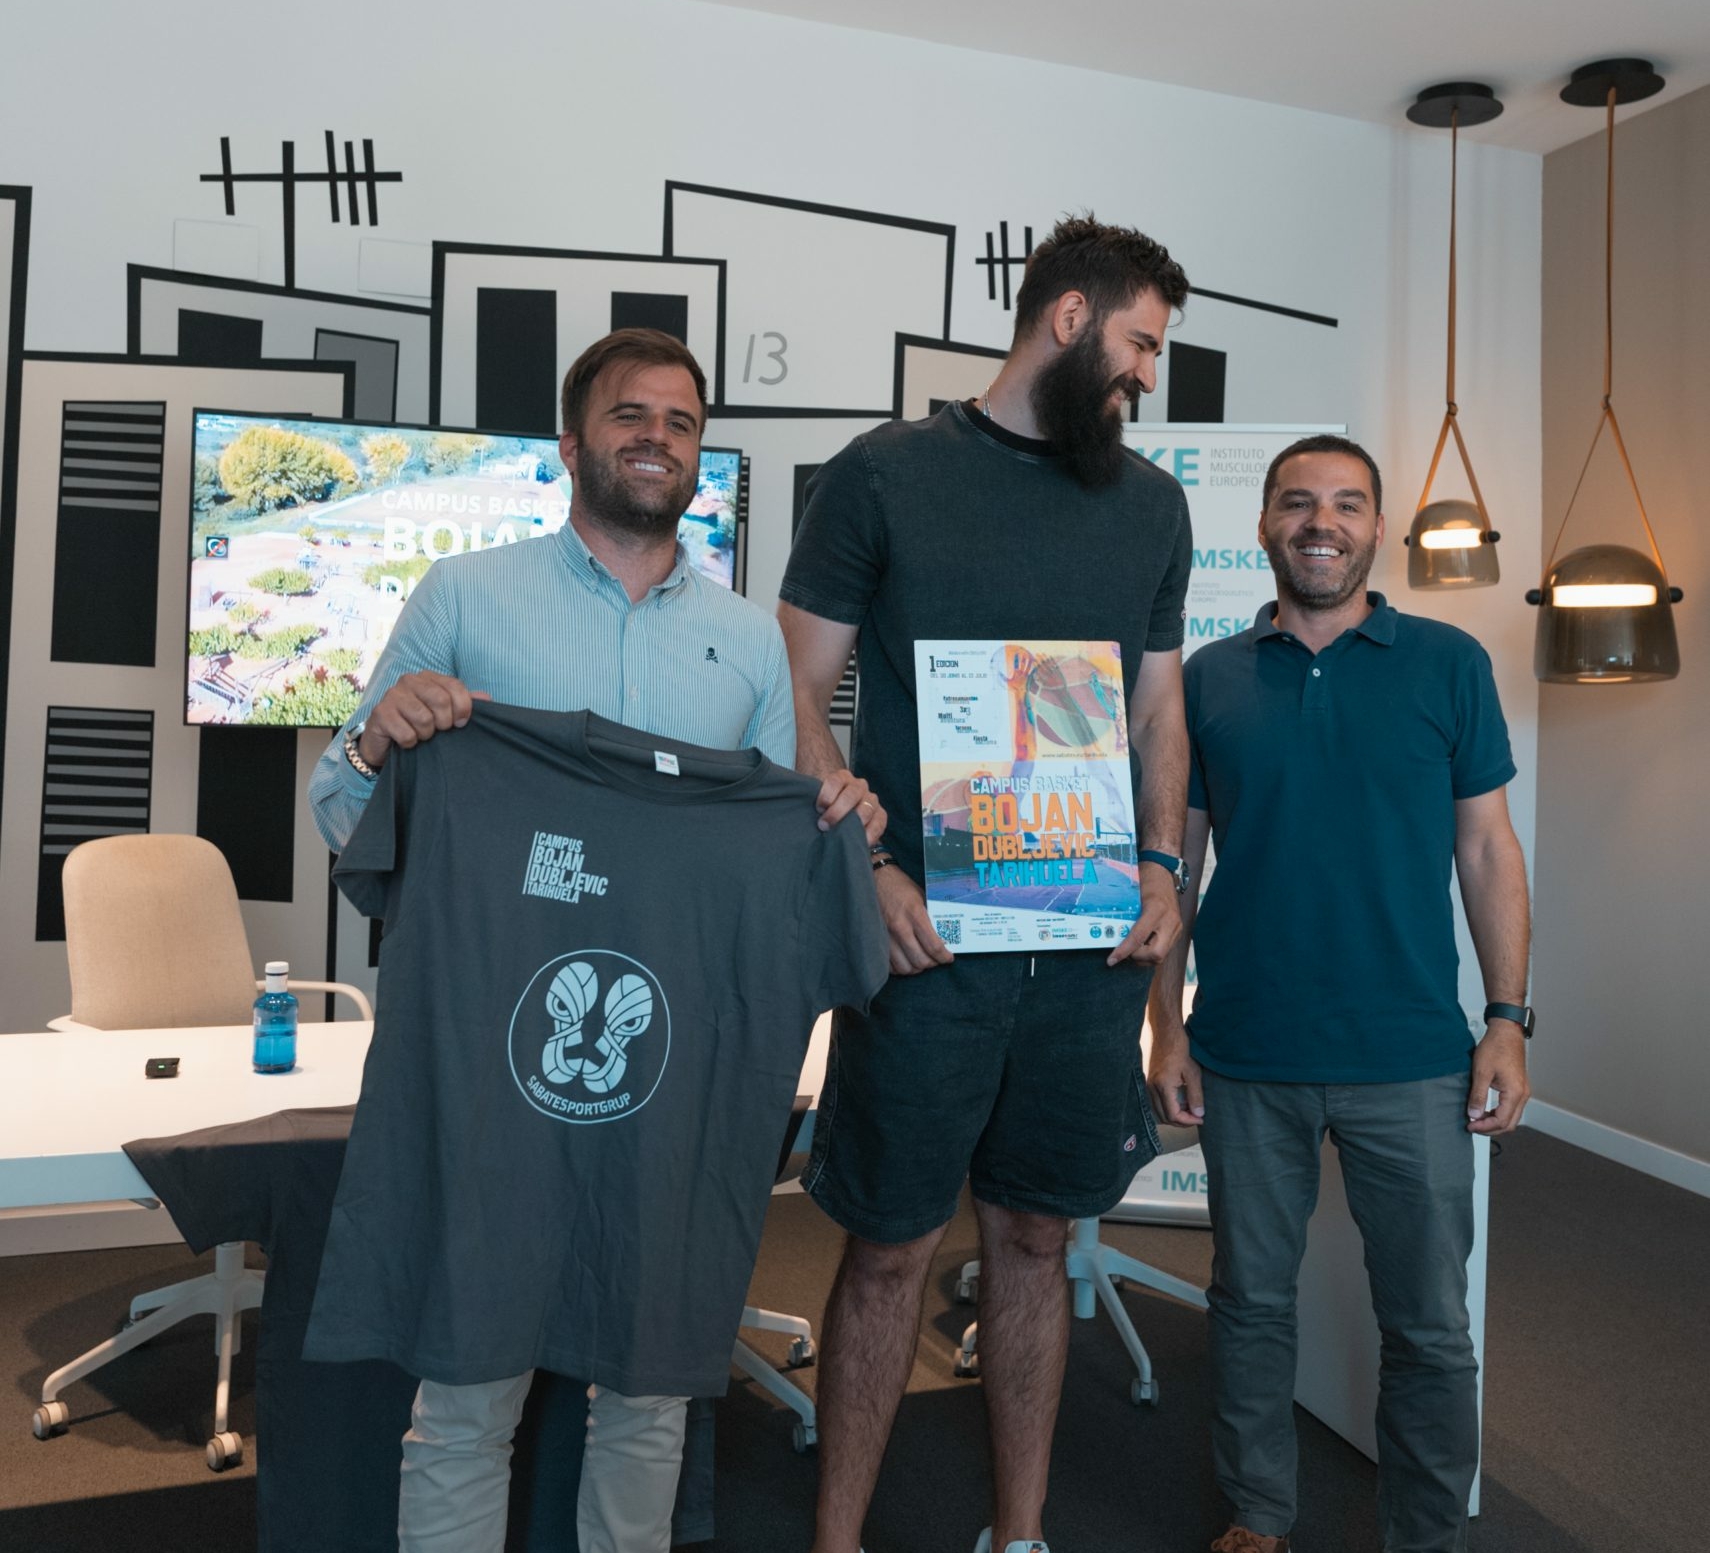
[935,918,962,946]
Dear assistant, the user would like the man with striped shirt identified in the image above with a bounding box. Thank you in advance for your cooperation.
[308,328,884,1553]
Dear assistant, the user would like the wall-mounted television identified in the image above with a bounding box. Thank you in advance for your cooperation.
[184,410,745,728]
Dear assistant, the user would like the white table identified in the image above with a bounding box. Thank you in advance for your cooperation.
[0,1021,370,1211]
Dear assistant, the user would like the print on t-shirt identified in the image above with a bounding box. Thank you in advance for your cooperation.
[521,829,610,904]
[508,949,671,1125]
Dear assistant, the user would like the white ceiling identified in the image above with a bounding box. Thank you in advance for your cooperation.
[694,0,1710,154]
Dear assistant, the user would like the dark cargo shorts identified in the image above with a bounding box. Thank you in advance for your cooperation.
[802,949,1161,1244]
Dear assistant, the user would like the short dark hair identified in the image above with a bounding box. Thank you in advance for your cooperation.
[1263,434,1383,514]
[560,328,708,437]
[1012,214,1190,340]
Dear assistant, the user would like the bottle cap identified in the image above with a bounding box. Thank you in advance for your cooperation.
[264,960,289,976]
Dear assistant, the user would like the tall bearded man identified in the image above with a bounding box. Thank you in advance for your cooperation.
[779,216,1196,1553]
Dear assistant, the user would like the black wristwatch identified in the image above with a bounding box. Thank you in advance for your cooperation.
[1483,1002,1535,1039]
[1137,849,1191,895]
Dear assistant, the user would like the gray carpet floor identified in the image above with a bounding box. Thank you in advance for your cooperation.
[1,1128,1704,1552]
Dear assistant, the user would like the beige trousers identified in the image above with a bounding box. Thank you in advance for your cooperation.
[398,1372,688,1553]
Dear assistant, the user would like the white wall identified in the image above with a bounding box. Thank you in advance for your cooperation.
[1532,85,1709,1176]
[0,0,1542,1029]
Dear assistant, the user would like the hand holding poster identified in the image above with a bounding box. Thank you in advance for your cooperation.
[915,639,1140,954]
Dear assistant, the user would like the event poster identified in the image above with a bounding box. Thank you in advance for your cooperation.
[915,639,1140,954]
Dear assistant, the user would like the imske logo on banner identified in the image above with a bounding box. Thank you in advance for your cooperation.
[508,951,670,1124]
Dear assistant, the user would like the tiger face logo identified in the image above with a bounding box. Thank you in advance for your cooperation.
[508,951,671,1124]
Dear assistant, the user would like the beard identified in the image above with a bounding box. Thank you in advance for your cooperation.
[1029,326,1135,490]
[573,441,696,541]
[1263,525,1380,612]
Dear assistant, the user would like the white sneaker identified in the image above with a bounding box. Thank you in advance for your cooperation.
[973,1531,1048,1553]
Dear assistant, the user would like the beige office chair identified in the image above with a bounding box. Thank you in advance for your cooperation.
[33,834,371,1471]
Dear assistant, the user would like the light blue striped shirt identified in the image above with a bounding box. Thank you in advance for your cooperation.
[309,521,795,850]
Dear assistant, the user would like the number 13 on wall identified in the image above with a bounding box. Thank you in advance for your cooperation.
[741,331,789,385]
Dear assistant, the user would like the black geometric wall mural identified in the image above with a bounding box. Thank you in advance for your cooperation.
[128,266,429,422]
[313,328,400,421]
[34,705,154,941]
[1167,342,1228,423]
[2,354,354,1030]
[199,133,404,289]
[790,462,820,538]
[177,308,264,367]
[433,244,723,430]
[664,183,953,416]
[970,220,1338,330]
[976,221,1033,311]
[196,726,299,903]
[829,658,858,731]
[610,291,690,342]
[475,287,558,436]
[789,460,856,730]
[50,401,165,667]
[891,334,1007,422]
[0,184,32,825]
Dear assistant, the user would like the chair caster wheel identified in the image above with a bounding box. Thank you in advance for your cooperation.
[953,1350,980,1378]
[32,1401,70,1439]
[954,1276,978,1304]
[1130,1377,1159,1406]
[786,1337,816,1368]
[206,1431,243,1471]
[791,1421,817,1453]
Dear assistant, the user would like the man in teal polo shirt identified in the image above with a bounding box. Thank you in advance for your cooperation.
[1146,434,1532,1553]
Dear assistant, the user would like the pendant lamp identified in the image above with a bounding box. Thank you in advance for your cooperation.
[1528,60,1682,683]
[1404,83,1504,588]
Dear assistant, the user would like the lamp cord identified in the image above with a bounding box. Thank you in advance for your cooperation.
[1544,87,1668,576]
[1415,106,1492,526]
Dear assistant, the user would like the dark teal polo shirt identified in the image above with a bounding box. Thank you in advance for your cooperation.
[1185,594,1515,1083]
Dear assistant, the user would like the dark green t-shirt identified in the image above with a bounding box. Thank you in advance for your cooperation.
[779,400,1192,884]
[1185,597,1516,1083]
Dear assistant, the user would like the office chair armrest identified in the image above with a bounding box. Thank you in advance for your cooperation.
[255,979,374,1022]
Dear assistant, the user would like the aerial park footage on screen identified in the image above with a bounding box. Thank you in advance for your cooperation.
[185,413,740,728]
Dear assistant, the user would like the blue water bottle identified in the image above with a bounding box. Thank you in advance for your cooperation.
[253,961,298,1073]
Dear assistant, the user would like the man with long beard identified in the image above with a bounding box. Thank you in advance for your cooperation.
[779,216,1195,1553]
[1146,436,1532,1553]
[308,328,883,1553]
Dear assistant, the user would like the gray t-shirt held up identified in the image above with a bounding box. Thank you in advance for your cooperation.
[304,703,889,1395]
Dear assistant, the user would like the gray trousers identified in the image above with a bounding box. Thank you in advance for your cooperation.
[1198,1069,1478,1553]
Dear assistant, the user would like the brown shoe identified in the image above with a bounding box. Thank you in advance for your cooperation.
[1210,1528,1291,1553]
